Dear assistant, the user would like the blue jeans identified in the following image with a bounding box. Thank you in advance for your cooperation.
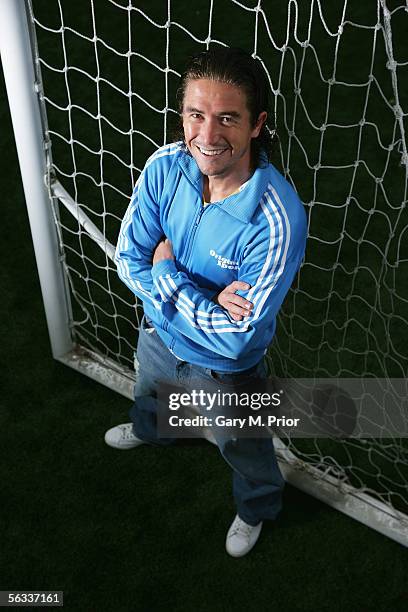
[129,316,285,526]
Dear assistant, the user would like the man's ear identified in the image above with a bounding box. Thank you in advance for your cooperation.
[252,111,268,138]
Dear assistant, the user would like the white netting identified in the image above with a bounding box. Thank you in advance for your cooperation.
[28,0,408,527]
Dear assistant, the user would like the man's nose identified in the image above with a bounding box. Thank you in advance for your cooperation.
[200,118,220,145]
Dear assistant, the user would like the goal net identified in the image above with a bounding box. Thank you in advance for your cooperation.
[3,0,408,544]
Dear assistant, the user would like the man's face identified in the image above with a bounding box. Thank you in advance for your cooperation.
[182,79,266,180]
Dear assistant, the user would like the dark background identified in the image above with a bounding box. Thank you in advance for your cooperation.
[1,1,407,610]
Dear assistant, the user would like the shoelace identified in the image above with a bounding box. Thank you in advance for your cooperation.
[120,424,136,440]
[230,518,253,539]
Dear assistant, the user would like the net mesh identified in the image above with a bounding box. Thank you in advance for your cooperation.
[29,0,408,519]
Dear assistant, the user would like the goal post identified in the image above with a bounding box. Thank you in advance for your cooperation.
[0,0,73,362]
[2,0,408,547]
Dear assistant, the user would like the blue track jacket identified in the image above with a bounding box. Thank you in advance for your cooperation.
[116,142,307,372]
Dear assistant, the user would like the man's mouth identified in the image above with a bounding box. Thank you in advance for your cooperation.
[195,145,229,157]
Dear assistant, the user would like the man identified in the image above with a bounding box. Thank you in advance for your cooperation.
[105,47,307,557]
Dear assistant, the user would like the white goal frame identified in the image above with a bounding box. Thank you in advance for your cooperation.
[1,0,407,547]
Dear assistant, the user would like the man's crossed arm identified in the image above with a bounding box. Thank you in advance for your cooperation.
[153,238,253,322]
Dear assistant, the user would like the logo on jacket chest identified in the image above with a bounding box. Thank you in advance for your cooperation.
[209,249,239,270]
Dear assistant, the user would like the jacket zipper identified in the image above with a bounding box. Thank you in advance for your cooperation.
[184,203,209,270]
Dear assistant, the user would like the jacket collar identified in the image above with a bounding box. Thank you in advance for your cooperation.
[177,147,271,224]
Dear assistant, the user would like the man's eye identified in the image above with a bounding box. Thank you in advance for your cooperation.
[191,113,202,119]
[220,116,233,125]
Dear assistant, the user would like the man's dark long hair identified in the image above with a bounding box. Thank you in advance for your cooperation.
[174,47,276,168]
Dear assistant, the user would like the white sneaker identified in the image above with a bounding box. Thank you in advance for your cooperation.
[225,515,263,557]
[104,423,146,450]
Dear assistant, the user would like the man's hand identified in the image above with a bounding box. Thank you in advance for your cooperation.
[214,281,253,321]
[153,238,174,265]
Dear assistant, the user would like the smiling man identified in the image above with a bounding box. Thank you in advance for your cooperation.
[105,47,307,557]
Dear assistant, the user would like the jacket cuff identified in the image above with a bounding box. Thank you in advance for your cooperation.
[151,258,178,279]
